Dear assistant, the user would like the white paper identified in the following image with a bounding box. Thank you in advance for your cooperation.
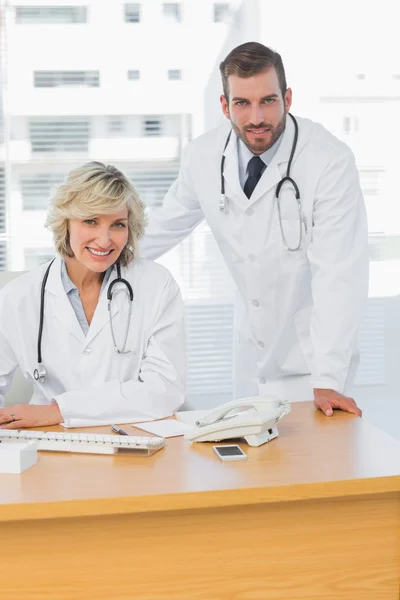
[175,409,210,426]
[133,419,194,438]
[62,416,150,428]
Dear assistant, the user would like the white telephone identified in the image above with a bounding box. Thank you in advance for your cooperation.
[184,396,291,447]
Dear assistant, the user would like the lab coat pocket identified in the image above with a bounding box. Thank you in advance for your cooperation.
[294,306,313,369]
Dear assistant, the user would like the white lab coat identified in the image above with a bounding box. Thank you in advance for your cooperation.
[0,257,185,426]
[140,115,369,402]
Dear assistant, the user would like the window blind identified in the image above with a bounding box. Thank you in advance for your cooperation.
[0,168,5,234]
[15,6,87,24]
[29,118,90,153]
[34,71,100,88]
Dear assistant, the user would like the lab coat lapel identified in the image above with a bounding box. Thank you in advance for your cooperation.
[83,271,120,350]
[248,114,296,206]
[222,130,248,207]
[45,257,86,344]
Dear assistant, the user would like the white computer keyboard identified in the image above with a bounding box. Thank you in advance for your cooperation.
[0,429,164,455]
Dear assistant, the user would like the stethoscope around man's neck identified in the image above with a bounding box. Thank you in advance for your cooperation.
[219,113,304,252]
[33,259,134,383]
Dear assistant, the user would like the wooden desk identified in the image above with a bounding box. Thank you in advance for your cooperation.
[0,402,399,600]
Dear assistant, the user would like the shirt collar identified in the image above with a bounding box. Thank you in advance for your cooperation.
[238,130,284,173]
[60,260,76,294]
[60,260,113,295]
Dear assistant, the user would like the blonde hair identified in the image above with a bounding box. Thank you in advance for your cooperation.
[46,161,146,266]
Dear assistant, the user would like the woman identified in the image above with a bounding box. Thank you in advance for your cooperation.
[0,162,185,428]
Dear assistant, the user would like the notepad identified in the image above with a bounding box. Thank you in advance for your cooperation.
[133,419,194,438]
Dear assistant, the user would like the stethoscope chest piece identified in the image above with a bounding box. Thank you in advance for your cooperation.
[33,364,47,383]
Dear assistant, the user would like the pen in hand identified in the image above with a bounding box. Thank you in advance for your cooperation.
[111,425,128,436]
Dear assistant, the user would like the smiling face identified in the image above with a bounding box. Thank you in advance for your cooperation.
[220,67,292,155]
[67,207,129,273]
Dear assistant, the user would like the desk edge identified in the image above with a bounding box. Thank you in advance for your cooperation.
[1,475,399,523]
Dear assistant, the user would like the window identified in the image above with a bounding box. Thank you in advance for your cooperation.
[24,248,54,270]
[108,117,125,134]
[124,3,140,23]
[0,167,5,234]
[126,162,179,208]
[163,3,181,23]
[0,241,7,271]
[127,69,140,81]
[168,69,182,81]
[213,3,230,23]
[142,116,162,137]
[343,116,358,134]
[29,119,90,153]
[15,6,87,24]
[34,71,100,88]
[21,173,65,210]
[358,168,385,198]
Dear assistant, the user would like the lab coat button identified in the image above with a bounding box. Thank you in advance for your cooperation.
[257,341,265,348]
[83,347,92,355]
[248,253,256,262]
[246,208,254,216]
[259,377,266,384]
[252,300,259,308]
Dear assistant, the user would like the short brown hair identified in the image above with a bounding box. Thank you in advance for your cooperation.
[219,42,287,100]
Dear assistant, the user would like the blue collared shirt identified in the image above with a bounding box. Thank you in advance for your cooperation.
[60,260,113,336]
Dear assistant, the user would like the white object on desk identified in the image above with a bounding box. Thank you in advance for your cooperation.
[0,440,38,473]
[175,410,211,426]
[0,430,164,456]
[184,396,291,447]
[134,419,193,438]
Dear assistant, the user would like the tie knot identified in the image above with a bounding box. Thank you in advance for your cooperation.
[247,156,265,178]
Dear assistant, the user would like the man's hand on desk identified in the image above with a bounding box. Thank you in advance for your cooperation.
[0,404,62,429]
[314,389,362,417]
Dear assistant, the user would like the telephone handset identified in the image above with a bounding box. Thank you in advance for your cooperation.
[184,396,291,447]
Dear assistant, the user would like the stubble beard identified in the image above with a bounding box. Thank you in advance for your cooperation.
[232,113,287,155]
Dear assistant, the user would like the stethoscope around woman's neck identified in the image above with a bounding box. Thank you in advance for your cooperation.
[219,113,304,252]
[33,259,134,383]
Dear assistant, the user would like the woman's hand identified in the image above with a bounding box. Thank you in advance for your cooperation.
[0,404,62,429]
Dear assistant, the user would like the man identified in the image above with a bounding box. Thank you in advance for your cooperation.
[140,42,369,417]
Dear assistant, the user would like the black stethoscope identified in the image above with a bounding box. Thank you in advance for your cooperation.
[33,259,134,383]
[220,113,306,252]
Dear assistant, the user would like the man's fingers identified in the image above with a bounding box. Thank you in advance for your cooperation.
[314,399,333,416]
[318,395,362,417]
[338,398,362,417]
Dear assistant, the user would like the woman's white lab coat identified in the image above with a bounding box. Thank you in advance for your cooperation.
[140,115,369,402]
[0,257,185,426]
